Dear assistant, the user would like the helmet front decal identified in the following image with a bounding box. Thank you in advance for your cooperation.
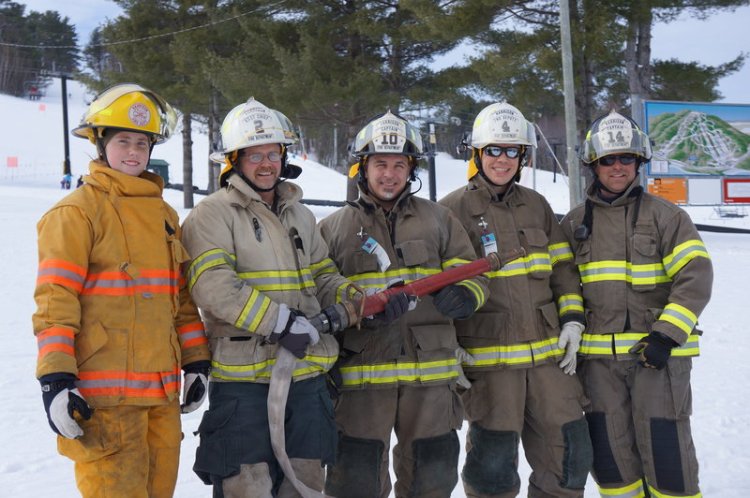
[128,102,151,127]
[596,113,634,154]
[371,114,408,154]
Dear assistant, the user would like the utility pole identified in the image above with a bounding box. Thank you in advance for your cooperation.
[60,73,71,176]
[428,122,437,201]
[559,0,581,209]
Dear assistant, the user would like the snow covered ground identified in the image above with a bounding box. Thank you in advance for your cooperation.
[2,80,749,496]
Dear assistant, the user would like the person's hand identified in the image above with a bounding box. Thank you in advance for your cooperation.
[40,374,93,439]
[270,303,320,359]
[558,322,585,375]
[364,291,415,327]
[628,332,677,370]
[433,285,476,320]
[181,361,210,414]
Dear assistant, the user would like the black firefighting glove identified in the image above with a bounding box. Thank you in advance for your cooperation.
[181,360,210,414]
[364,291,413,327]
[628,332,678,370]
[40,373,93,439]
[269,303,319,359]
[433,285,476,320]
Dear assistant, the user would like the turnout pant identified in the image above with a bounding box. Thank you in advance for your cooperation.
[579,357,700,497]
[57,399,182,498]
[326,383,463,498]
[193,377,337,498]
[460,363,592,498]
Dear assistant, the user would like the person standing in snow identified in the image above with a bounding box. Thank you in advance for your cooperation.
[181,97,363,496]
[561,110,713,497]
[439,102,592,497]
[318,110,489,498]
[32,83,211,497]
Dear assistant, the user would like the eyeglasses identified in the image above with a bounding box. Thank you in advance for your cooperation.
[239,151,282,164]
[598,154,637,166]
[483,146,521,159]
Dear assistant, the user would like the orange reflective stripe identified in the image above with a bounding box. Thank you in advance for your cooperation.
[178,321,208,348]
[78,369,180,399]
[82,269,179,296]
[36,327,75,358]
[36,259,86,292]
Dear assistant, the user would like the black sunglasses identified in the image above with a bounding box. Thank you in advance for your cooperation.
[483,145,521,159]
[598,154,637,166]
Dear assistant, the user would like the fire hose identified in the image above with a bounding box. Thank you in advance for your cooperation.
[268,249,519,497]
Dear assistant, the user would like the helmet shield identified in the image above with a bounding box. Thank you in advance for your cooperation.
[582,110,652,164]
[352,111,423,158]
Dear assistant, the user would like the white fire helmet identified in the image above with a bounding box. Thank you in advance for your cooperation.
[470,102,536,150]
[210,97,298,164]
[581,110,652,165]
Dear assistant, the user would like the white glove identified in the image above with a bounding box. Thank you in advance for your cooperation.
[558,321,585,375]
[275,303,320,345]
[181,372,208,414]
[455,347,477,389]
[49,387,89,439]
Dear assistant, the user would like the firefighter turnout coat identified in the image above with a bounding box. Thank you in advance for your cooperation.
[439,176,585,369]
[33,160,210,407]
[181,174,350,383]
[560,177,713,358]
[318,187,489,390]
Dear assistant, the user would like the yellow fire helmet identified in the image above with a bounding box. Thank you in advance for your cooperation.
[467,102,536,180]
[72,83,177,144]
[581,110,652,165]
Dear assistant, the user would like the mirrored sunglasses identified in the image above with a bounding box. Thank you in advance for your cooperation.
[240,151,282,164]
[598,154,637,166]
[483,146,521,159]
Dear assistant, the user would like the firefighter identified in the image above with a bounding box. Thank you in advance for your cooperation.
[181,97,362,497]
[32,83,211,497]
[318,110,489,498]
[561,110,713,497]
[438,102,592,497]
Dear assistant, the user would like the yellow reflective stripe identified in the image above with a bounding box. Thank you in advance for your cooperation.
[236,268,315,292]
[647,479,701,498]
[578,260,671,285]
[310,257,337,278]
[340,359,459,387]
[579,332,700,357]
[549,241,573,265]
[441,257,471,270]
[348,266,441,289]
[659,303,698,336]
[210,353,335,381]
[458,279,486,309]
[486,252,551,278]
[662,239,710,278]
[234,288,271,332]
[187,249,236,290]
[558,293,584,315]
[466,337,562,367]
[598,478,647,497]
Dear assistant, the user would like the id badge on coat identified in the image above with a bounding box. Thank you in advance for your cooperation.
[362,236,391,272]
[481,232,498,257]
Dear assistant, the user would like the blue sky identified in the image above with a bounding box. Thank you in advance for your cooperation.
[20,0,750,104]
